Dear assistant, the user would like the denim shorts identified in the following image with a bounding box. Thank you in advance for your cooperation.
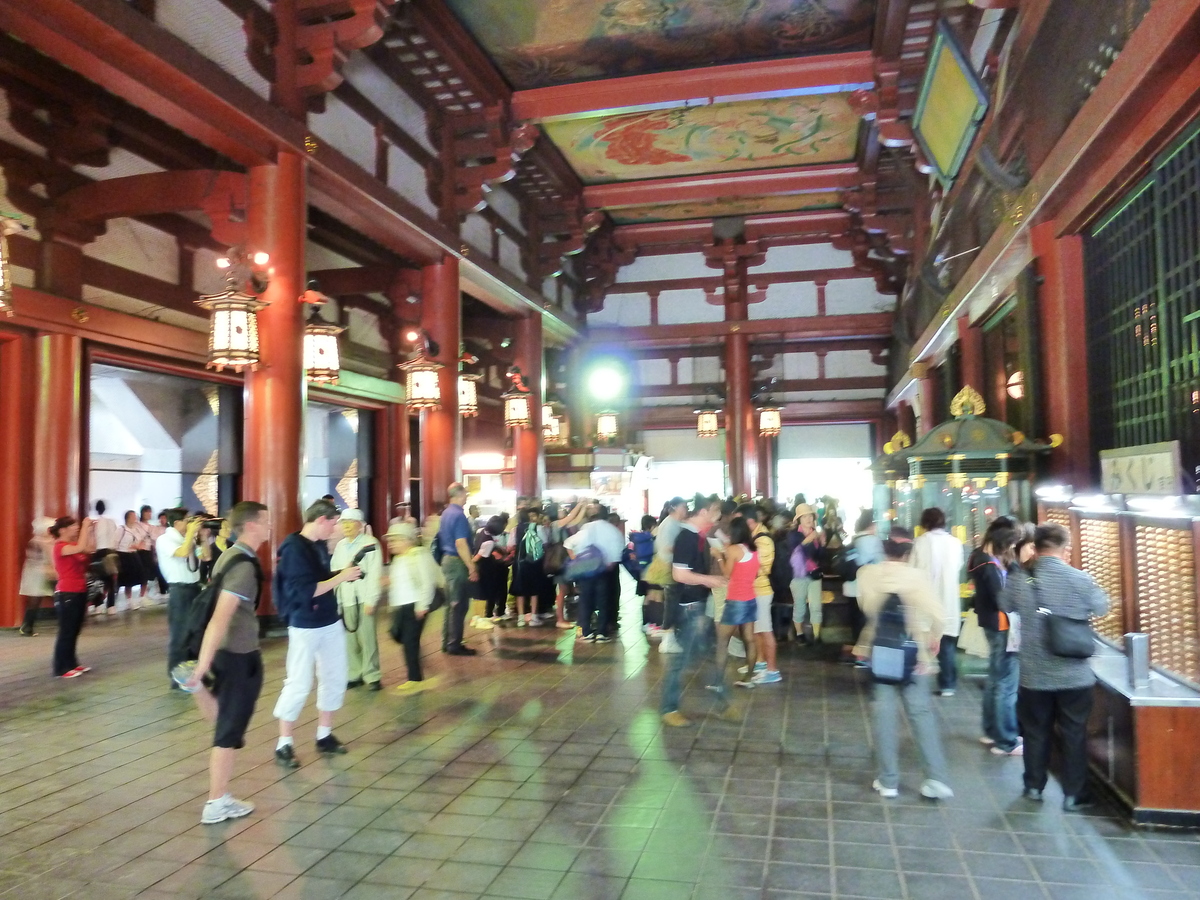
[721,599,757,627]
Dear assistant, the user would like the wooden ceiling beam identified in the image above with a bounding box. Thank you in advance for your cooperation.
[585,164,860,210]
[512,52,876,122]
[608,266,882,296]
[627,399,883,429]
[589,312,893,344]
[613,210,853,251]
[616,337,889,360]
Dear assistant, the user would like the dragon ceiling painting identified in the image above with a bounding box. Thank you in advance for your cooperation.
[444,0,878,89]
[542,94,860,183]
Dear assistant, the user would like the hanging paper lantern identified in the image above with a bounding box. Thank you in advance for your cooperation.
[458,373,481,418]
[303,313,343,384]
[399,353,444,410]
[195,286,267,372]
[596,412,619,441]
[696,409,720,439]
[758,407,782,437]
[503,391,531,429]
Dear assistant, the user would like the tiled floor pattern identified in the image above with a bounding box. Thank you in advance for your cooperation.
[1,593,1199,900]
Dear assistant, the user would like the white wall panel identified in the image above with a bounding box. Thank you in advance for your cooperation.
[825,277,894,314]
[587,294,650,327]
[643,429,725,461]
[658,289,723,324]
[157,0,271,99]
[76,148,164,181]
[387,148,439,218]
[488,188,525,236]
[693,357,721,383]
[824,349,882,378]
[637,358,672,386]
[617,252,706,282]
[777,424,870,458]
[499,234,525,279]
[462,213,493,259]
[85,218,179,284]
[310,95,376,173]
[760,243,854,273]
[750,282,816,319]
[341,54,434,154]
[782,353,819,379]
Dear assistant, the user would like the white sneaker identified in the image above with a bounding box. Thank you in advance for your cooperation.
[872,779,898,799]
[658,631,682,654]
[990,741,1023,757]
[919,779,954,800]
[979,736,995,746]
[201,794,254,824]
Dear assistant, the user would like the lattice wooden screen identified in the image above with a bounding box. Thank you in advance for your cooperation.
[1085,119,1200,472]
[1134,524,1200,685]
[1080,517,1124,643]
[1043,506,1071,531]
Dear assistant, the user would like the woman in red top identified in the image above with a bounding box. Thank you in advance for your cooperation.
[711,517,760,695]
[51,516,95,678]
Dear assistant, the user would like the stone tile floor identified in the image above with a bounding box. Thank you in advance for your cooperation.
[1,593,1198,900]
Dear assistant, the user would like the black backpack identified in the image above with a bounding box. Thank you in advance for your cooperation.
[870,592,918,685]
[835,543,861,583]
[183,554,262,660]
[769,535,793,596]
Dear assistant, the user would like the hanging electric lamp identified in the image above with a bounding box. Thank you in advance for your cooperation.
[758,406,782,437]
[458,373,481,418]
[303,310,343,384]
[195,284,267,372]
[596,412,619,443]
[696,409,721,439]
[399,353,444,410]
[542,404,561,443]
[501,366,532,429]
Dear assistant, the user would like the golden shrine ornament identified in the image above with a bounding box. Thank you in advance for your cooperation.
[950,385,986,418]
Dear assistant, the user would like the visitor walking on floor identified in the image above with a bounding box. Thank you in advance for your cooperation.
[18,517,56,637]
[183,501,268,825]
[999,522,1108,810]
[50,516,96,677]
[968,517,1023,756]
[331,509,383,691]
[385,521,442,692]
[272,498,362,767]
[789,503,825,642]
[156,509,202,690]
[854,527,954,801]
[911,507,966,696]
[711,516,760,695]
[737,503,782,684]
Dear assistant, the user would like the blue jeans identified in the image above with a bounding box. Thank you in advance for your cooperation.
[982,629,1020,750]
[577,572,609,638]
[660,601,719,714]
[936,634,958,692]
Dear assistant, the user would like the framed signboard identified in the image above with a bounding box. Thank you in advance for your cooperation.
[1099,441,1184,495]
[912,20,990,187]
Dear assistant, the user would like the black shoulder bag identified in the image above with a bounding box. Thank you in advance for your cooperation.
[1034,579,1095,659]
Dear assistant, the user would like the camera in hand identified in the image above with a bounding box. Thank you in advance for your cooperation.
[352,544,377,566]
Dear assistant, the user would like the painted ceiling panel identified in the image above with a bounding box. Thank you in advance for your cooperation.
[608,191,842,224]
[542,94,859,184]
[759,243,856,273]
[444,0,878,90]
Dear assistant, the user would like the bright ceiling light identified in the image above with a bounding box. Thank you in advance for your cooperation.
[587,365,625,401]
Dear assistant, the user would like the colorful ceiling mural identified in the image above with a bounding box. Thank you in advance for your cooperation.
[443,0,878,89]
[608,192,843,224]
[542,94,859,183]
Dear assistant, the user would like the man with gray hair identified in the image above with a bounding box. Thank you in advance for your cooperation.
[331,508,383,691]
[437,482,478,655]
[1000,522,1108,810]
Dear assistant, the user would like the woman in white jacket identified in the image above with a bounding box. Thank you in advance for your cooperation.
[911,507,966,696]
[385,521,444,692]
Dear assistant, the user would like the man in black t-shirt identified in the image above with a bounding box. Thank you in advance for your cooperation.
[660,500,728,727]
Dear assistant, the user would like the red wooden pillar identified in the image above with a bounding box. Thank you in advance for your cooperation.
[243,153,307,575]
[32,332,83,523]
[725,330,750,496]
[419,255,461,514]
[514,312,544,498]
[759,433,776,499]
[916,364,937,436]
[372,401,410,534]
[1032,222,1091,486]
[897,401,917,440]
[957,315,985,393]
[0,333,35,626]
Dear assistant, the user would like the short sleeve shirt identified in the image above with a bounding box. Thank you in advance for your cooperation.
[672,523,710,605]
[212,543,261,654]
[438,504,473,558]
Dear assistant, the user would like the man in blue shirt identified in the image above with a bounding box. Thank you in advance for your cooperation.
[437,483,477,655]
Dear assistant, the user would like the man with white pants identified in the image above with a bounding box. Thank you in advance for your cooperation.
[272,498,361,767]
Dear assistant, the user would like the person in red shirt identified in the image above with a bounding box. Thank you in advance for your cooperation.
[50,516,95,678]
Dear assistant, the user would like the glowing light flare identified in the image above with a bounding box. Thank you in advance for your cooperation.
[587,365,625,401]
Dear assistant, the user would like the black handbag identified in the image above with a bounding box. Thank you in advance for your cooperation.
[1034,581,1095,658]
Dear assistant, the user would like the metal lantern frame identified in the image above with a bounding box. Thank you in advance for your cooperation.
[195,285,268,372]
[303,310,344,384]
[596,411,619,443]
[501,366,533,429]
[399,352,444,411]
[458,372,481,418]
[758,406,782,437]
[696,408,721,439]
[0,220,16,318]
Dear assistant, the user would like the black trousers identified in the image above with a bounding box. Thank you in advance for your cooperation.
[392,605,426,681]
[53,591,88,676]
[166,582,200,677]
[1017,684,1094,798]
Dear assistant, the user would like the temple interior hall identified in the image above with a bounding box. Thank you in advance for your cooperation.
[2,0,1200,896]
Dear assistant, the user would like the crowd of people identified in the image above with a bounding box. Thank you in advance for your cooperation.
[24,484,1111,825]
